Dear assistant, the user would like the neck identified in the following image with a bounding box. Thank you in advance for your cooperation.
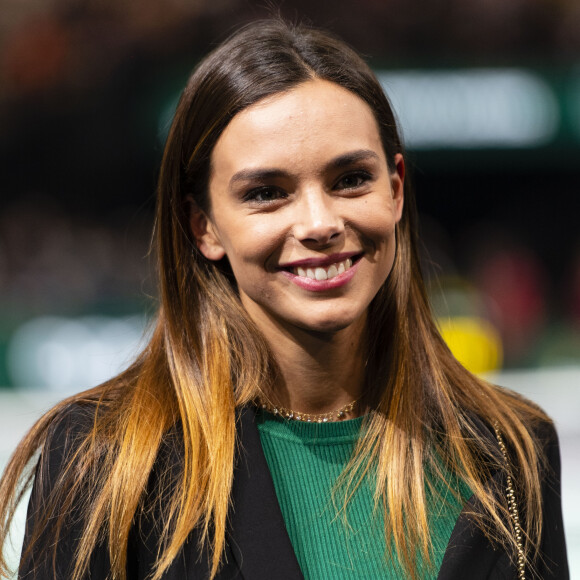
[258,317,367,416]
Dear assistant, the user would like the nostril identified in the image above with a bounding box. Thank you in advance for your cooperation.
[298,226,344,246]
[293,203,345,244]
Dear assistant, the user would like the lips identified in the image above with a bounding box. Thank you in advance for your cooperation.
[278,253,363,291]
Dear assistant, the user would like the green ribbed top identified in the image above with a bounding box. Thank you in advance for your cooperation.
[257,410,471,579]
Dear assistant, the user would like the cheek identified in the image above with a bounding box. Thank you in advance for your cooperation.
[356,205,399,280]
[355,201,398,244]
[221,218,289,271]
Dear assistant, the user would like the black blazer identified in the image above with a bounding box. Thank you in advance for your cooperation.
[21,406,569,579]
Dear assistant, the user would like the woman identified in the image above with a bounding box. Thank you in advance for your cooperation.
[0,19,568,580]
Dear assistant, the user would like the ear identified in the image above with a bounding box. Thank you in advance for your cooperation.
[390,153,405,223]
[188,198,226,261]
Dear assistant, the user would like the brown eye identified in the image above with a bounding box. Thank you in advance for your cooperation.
[244,187,287,203]
[335,171,371,190]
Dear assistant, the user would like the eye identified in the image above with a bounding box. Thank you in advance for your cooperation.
[334,171,372,191]
[244,186,287,204]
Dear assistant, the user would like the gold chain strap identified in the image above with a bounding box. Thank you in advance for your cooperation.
[494,422,526,579]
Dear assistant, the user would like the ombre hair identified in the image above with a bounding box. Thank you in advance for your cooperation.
[1,19,550,580]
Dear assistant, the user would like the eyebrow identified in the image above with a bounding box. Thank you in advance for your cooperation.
[228,149,381,188]
[329,149,381,169]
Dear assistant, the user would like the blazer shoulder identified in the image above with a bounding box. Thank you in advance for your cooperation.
[20,402,112,579]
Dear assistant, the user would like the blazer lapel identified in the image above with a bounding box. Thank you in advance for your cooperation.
[227,406,304,580]
[436,471,513,580]
[437,415,512,580]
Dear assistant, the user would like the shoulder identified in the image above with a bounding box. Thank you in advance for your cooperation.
[35,402,105,489]
[43,402,99,453]
[492,387,560,458]
[20,402,112,578]
[27,400,112,529]
[529,416,568,578]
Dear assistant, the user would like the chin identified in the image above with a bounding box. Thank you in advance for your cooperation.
[294,312,364,336]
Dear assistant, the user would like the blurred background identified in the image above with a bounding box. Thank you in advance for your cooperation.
[0,0,579,576]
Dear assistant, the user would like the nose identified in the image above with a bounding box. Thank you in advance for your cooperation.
[293,189,344,245]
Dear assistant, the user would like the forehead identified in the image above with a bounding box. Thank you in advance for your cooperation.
[209,79,386,177]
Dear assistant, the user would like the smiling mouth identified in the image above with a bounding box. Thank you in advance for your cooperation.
[290,255,361,281]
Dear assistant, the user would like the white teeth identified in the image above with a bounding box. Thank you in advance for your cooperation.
[292,257,356,280]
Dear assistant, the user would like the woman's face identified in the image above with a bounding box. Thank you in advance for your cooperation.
[191,79,404,338]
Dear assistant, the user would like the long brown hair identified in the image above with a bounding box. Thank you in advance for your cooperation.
[0,19,550,580]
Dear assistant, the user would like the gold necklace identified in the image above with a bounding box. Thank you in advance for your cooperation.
[258,398,358,423]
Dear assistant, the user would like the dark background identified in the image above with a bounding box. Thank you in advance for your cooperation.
[1,0,579,385]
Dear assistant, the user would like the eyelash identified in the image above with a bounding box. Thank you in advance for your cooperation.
[334,170,372,190]
[242,170,373,204]
[243,186,287,204]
